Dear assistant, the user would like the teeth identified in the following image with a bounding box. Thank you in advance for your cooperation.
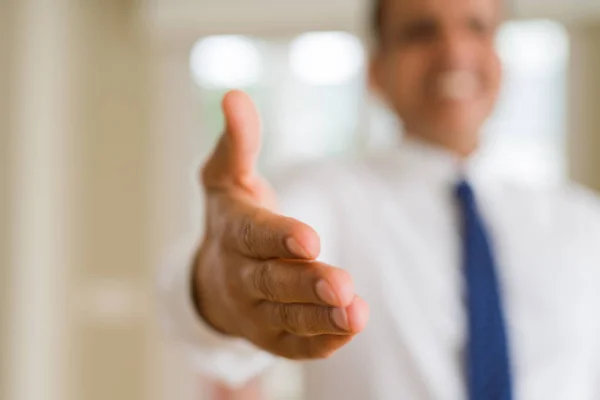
[436,70,478,101]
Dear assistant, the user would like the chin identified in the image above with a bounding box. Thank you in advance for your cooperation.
[433,103,488,133]
[422,115,483,154]
[400,101,491,151]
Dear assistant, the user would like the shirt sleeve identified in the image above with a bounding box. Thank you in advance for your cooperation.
[563,183,600,238]
[156,234,275,388]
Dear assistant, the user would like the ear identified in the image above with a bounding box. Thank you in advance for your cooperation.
[368,55,388,104]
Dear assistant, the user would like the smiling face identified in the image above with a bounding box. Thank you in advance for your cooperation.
[370,0,504,156]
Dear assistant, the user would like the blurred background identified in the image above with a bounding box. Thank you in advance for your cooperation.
[2,0,600,399]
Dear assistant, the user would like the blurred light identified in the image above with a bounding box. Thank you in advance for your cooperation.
[289,31,365,85]
[190,35,263,88]
[496,20,569,76]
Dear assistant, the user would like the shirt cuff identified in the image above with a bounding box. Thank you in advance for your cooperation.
[157,235,276,388]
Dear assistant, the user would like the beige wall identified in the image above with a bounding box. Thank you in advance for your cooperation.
[66,1,180,399]
[4,0,161,399]
[69,1,154,399]
[0,2,13,398]
[568,22,600,191]
[8,0,71,398]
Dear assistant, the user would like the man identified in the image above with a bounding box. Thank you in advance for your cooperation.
[159,0,600,398]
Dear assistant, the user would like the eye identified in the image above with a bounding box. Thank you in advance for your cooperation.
[468,18,492,37]
[398,20,439,44]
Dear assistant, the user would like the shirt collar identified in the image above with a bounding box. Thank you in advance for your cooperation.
[394,135,484,187]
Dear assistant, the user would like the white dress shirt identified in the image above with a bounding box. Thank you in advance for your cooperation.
[158,139,600,400]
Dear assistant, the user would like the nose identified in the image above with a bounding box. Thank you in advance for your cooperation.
[436,29,479,70]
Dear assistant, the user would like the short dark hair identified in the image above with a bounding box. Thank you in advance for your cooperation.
[372,0,509,41]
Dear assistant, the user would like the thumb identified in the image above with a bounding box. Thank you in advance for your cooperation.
[203,90,262,189]
[223,90,262,164]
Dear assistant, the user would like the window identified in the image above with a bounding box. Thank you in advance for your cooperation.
[191,21,569,187]
[190,31,368,174]
[483,20,570,185]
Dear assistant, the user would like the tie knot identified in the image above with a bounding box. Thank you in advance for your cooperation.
[455,180,475,204]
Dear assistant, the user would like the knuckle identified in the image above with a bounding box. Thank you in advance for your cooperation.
[240,215,258,252]
[255,261,277,301]
[280,305,328,336]
[305,307,326,333]
[279,304,298,330]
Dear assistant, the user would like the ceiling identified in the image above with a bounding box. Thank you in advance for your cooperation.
[140,0,600,40]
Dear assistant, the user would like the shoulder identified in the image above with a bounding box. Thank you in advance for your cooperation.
[267,154,390,204]
[269,158,355,194]
[266,157,372,265]
[502,180,600,214]
[491,179,600,235]
[266,156,389,246]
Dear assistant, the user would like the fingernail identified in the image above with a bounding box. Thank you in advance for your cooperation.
[331,308,349,331]
[286,237,310,258]
[316,280,338,306]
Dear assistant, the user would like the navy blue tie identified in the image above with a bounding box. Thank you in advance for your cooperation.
[455,180,513,400]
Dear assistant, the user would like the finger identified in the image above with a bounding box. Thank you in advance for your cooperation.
[225,203,320,260]
[258,296,370,337]
[261,303,349,336]
[272,333,353,360]
[345,296,370,333]
[202,90,262,189]
[241,260,354,307]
